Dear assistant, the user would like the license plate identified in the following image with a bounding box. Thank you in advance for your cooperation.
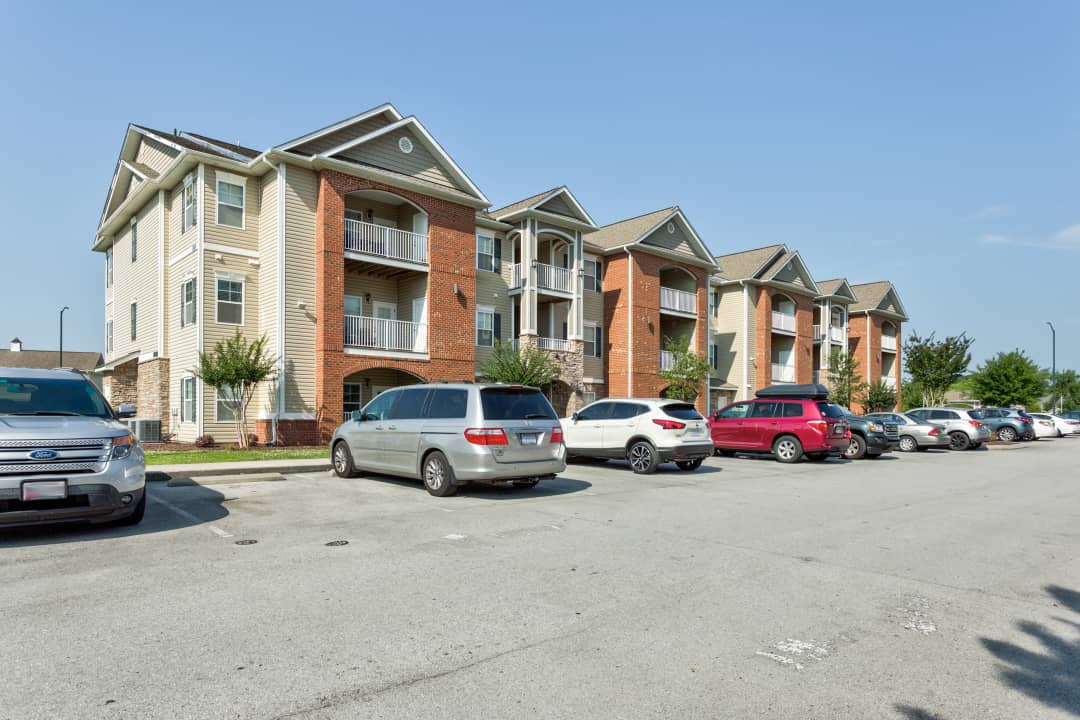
[519,433,540,446]
[22,480,67,501]
[687,427,704,436]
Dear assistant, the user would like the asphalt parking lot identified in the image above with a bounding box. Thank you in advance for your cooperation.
[2,439,1079,720]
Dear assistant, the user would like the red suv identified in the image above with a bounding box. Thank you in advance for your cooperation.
[708,385,850,463]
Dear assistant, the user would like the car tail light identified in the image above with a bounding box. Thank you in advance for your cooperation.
[652,418,685,430]
[969,420,982,428]
[464,428,508,446]
[928,428,939,436]
[807,420,828,433]
[550,426,564,444]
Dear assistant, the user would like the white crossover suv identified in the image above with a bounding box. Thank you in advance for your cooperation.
[561,398,713,474]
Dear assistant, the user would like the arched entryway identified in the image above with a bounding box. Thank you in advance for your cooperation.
[342,368,426,421]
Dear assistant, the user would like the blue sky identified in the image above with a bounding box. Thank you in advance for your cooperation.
[1,1,1077,371]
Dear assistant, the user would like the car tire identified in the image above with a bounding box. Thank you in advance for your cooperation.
[1024,432,1036,441]
[716,449,737,458]
[422,451,458,497]
[898,435,918,453]
[512,478,540,488]
[806,453,829,462]
[675,458,705,471]
[844,434,867,460]
[997,426,1018,442]
[948,431,970,451]
[773,435,803,464]
[867,451,883,458]
[627,441,659,474]
[115,491,146,526]
[332,441,357,478]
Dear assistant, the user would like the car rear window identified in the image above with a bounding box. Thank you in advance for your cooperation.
[816,402,846,419]
[662,403,703,420]
[969,410,985,419]
[480,387,556,420]
[612,403,650,419]
[426,389,468,419]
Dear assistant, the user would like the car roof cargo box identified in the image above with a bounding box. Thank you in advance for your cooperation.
[755,384,830,400]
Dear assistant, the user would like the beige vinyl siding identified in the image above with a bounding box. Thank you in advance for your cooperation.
[474,233,512,366]
[536,194,578,220]
[640,222,696,260]
[135,137,178,173]
[255,170,278,417]
[167,253,199,443]
[168,175,199,263]
[107,196,160,361]
[283,165,318,415]
[292,116,393,156]
[711,286,744,384]
[124,175,142,201]
[344,272,399,314]
[338,128,457,191]
[203,166,260,252]
[583,288,604,378]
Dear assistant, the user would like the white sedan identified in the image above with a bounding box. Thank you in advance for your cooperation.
[1029,413,1079,437]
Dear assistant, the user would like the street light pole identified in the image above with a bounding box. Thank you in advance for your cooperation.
[1046,321,1056,413]
[59,306,70,368]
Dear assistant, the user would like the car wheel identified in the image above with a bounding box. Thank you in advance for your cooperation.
[332,441,357,478]
[948,431,970,451]
[512,478,540,488]
[806,453,829,462]
[898,435,918,453]
[997,426,1018,442]
[115,491,146,526]
[844,434,867,460]
[716,449,737,457]
[773,435,803,464]
[970,442,982,450]
[1023,432,1036,441]
[627,441,659,474]
[867,451,883,458]
[422,451,458,497]
[675,458,705,471]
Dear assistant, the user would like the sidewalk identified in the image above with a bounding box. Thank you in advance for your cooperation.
[147,457,332,484]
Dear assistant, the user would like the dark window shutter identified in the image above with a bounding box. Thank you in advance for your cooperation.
[562,252,569,269]
[493,238,502,272]
[595,261,603,289]
[562,321,568,339]
[493,313,502,343]
[595,327,602,357]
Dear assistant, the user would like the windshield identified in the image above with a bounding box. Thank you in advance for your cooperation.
[662,403,704,420]
[0,376,113,418]
[816,402,847,419]
[480,387,557,420]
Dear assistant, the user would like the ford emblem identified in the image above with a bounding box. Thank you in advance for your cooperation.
[28,449,59,460]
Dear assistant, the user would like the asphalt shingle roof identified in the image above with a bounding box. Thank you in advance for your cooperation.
[713,244,786,280]
[0,349,103,373]
[487,188,562,219]
[849,281,893,311]
[585,207,676,249]
[815,278,847,296]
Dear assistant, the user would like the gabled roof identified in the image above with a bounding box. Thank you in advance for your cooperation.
[585,207,717,267]
[488,186,596,227]
[276,103,402,152]
[850,281,909,320]
[815,278,857,302]
[0,349,103,373]
[759,250,819,294]
[714,244,786,281]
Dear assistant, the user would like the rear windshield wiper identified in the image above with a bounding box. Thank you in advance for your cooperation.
[6,411,84,416]
[523,413,552,419]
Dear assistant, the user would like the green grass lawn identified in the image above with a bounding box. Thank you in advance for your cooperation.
[144,448,328,466]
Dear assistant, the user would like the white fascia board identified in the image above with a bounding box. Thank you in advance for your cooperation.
[764,251,820,294]
[179,132,254,163]
[275,103,402,152]
[476,214,512,231]
[882,286,910,320]
[531,186,597,228]
[119,159,148,181]
[405,116,490,206]
[300,153,490,209]
[498,208,597,232]
[629,208,717,268]
[666,208,717,267]
[319,116,414,157]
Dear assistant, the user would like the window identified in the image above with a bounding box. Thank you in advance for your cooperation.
[343,384,363,419]
[106,321,113,353]
[130,218,138,262]
[709,344,718,369]
[577,402,613,421]
[716,402,751,419]
[344,295,363,317]
[476,306,495,347]
[0,375,112,418]
[584,323,602,357]
[362,390,398,421]
[709,291,719,314]
[181,377,196,423]
[816,402,846,419]
[931,409,959,420]
[390,388,431,420]
[105,248,113,288]
[479,387,556,420]
[181,278,197,327]
[129,302,137,341]
[582,391,597,406]
[476,235,497,272]
[781,402,804,418]
[182,174,197,233]
[215,384,240,422]
[749,402,779,418]
[610,402,649,419]
[583,258,602,291]
[216,173,245,228]
[216,275,244,325]
[427,389,469,419]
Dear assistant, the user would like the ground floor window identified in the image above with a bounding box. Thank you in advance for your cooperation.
[582,390,597,405]
[344,383,363,420]
[181,377,196,423]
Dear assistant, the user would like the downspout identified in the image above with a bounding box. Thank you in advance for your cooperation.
[196,163,205,438]
[625,248,633,397]
[741,280,749,400]
[157,189,165,359]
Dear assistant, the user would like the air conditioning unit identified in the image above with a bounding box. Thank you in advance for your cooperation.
[125,418,162,443]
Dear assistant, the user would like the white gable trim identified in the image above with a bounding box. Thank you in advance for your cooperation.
[532,187,597,228]
[119,159,148,181]
[179,133,253,163]
[762,251,819,294]
[319,116,413,157]
[636,208,715,267]
[816,279,857,302]
[879,286,909,319]
[276,103,403,152]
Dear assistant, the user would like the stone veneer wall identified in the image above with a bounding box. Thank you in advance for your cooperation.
[105,360,139,408]
[136,357,170,434]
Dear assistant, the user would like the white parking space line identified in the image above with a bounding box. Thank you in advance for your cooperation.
[149,494,234,538]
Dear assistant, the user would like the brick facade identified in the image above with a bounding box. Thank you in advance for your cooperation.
[254,419,319,446]
[752,287,815,392]
[847,313,902,413]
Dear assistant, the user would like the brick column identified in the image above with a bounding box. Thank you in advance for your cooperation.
[795,294,815,385]
[315,172,346,443]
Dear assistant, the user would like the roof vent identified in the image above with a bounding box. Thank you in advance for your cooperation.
[398,137,414,154]
[9,337,21,352]
[666,222,676,234]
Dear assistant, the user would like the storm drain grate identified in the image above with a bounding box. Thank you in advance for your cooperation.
[325,540,349,547]
[234,539,258,546]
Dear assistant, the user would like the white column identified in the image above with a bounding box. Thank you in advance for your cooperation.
[520,220,537,335]
[569,231,583,340]
[821,299,830,371]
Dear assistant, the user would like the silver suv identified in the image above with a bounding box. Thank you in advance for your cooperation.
[0,367,146,528]
[331,383,566,496]
[906,407,993,450]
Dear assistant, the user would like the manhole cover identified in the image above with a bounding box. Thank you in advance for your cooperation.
[325,540,349,547]
[234,539,258,546]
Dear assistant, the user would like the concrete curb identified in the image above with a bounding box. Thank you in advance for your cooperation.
[984,443,1028,451]
[166,473,289,487]
[147,461,332,482]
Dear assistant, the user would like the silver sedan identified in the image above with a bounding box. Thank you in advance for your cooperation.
[865,412,952,452]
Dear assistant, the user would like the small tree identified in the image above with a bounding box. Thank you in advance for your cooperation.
[827,349,864,409]
[194,332,276,449]
[478,340,559,387]
[859,379,898,413]
[903,331,973,407]
[1051,369,1080,412]
[901,378,924,411]
[968,350,1047,408]
[658,336,711,402]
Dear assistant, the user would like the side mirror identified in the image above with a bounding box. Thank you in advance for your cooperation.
[117,404,137,419]
[571,412,579,422]
[351,410,362,422]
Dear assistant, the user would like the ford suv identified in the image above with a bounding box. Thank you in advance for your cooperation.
[0,367,146,528]
[331,383,566,496]
[708,384,850,463]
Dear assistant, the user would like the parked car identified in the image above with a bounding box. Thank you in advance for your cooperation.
[562,398,713,473]
[864,412,951,452]
[838,407,899,459]
[969,408,1034,441]
[1061,410,1080,422]
[0,367,146,528]
[906,407,992,450]
[708,384,850,464]
[1026,412,1060,439]
[1029,412,1080,437]
[331,383,566,496]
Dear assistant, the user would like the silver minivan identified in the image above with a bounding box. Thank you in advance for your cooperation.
[330,383,566,496]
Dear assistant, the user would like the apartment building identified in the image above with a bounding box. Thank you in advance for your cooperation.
[847,281,908,411]
[92,103,909,445]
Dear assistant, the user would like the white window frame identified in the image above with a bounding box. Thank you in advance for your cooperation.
[129,301,137,341]
[215,171,246,229]
[130,217,138,262]
[343,383,364,418]
[180,277,197,327]
[214,384,241,423]
[583,255,601,292]
[105,247,113,288]
[476,234,495,272]
[584,322,600,357]
[582,390,597,405]
[106,320,113,353]
[181,376,196,423]
[476,305,495,347]
[182,173,197,233]
[215,272,245,326]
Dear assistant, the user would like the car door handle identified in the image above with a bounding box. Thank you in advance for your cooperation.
[387,425,397,430]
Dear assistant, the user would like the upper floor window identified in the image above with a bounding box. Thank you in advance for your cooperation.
[216,274,244,325]
[215,172,245,228]
[476,235,500,272]
[583,258,602,292]
[709,344,719,369]
[129,302,137,341]
[180,278,197,327]
[105,248,113,288]
[584,323,602,358]
[182,173,197,233]
[106,320,113,353]
[130,218,138,262]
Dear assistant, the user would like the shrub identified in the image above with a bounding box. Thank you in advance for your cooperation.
[194,434,216,448]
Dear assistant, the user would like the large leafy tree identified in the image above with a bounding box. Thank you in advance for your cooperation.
[478,340,559,387]
[194,332,277,449]
[859,379,898,413]
[901,378,924,410]
[902,331,973,407]
[658,336,711,402]
[827,349,863,409]
[968,350,1047,409]
[1048,369,1080,413]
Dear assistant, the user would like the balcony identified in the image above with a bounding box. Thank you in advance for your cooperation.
[771,363,796,383]
[813,324,823,342]
[661,350,675,371]
[660,287,697,316]
[881,335,897,352]
[344,219,428,266]
[537,337,572,352]
[771,311,796,334]
[344,315,427,353]
[510,262,573,295]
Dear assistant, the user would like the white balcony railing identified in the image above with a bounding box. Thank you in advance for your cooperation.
[537,337,572,352]
[813,324,823,341]
[660,287,697,314]
[344,219,428,265]
[830,326,844,343]
[881,335,897,352]
[771,311,796,333]
[536,262,572,292]
[771,363,796,383]
[344,410,357,422]
[344,315,426,353]
[661,350,675,371]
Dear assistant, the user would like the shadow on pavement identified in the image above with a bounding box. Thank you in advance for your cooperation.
[359,473,592,500]
[0,484,229,548]
[894,705,947,720]
[979,584,1080,716]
